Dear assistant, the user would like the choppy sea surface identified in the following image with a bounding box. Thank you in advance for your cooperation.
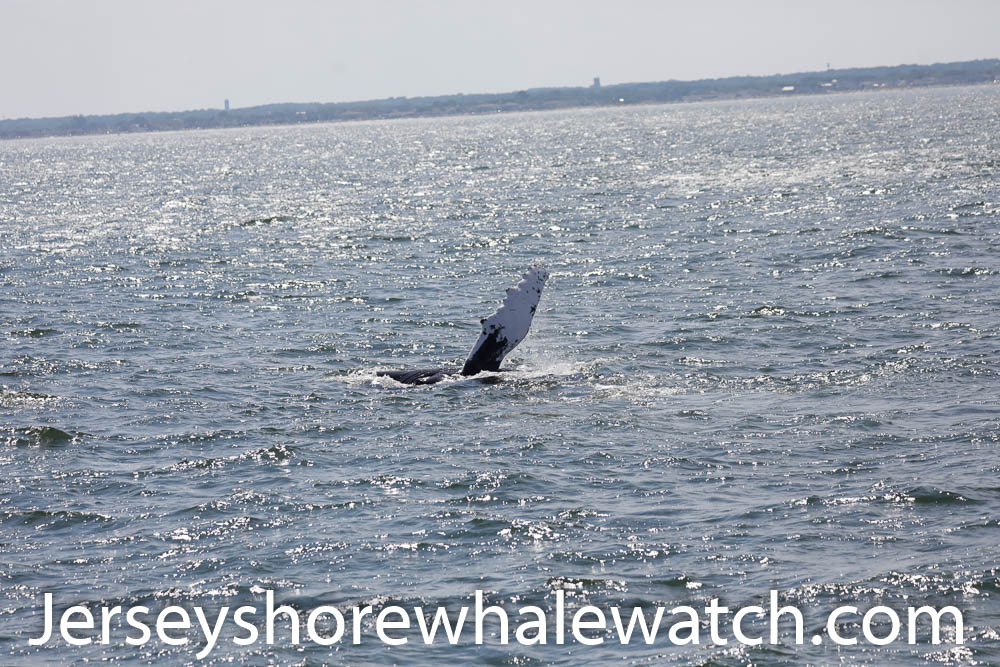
[2,85,999,664]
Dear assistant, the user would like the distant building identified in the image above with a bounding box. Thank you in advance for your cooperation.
[592,77,601,88]
[224,99,230,111]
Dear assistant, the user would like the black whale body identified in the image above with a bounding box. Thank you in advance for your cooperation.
[377,367,460,385]
[376,267,548,386]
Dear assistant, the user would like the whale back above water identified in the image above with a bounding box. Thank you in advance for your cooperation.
[377,266,548,385]
[378,367,458,385]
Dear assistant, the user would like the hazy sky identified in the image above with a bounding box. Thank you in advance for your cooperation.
[3,0,998,119]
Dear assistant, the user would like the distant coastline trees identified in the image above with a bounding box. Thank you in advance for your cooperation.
[3,59,998,139]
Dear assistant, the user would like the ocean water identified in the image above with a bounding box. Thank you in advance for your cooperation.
[2,85,999,664]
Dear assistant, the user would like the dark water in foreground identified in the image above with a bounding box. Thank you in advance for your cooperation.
[2,85,999,664]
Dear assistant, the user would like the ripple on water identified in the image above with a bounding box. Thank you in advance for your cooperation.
[2,85,999,664]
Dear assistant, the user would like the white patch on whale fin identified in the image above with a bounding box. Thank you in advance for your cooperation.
[461,265,549,375]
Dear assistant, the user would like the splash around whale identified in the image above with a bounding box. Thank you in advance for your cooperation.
[376,266,549,385]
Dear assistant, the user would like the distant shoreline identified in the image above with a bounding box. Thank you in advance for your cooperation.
[3,58,998,141]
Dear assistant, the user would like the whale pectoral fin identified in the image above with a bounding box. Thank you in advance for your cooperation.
[461,266,548,376]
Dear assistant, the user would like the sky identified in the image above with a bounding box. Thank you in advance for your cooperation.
[2,0,999,119]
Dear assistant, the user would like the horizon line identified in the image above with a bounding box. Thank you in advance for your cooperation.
[4,56,999,124]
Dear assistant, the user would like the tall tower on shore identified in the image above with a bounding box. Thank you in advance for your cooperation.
[592,77,601,88]
[224,99,230,111]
